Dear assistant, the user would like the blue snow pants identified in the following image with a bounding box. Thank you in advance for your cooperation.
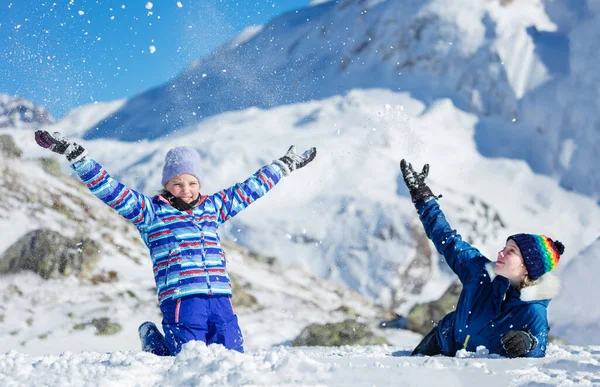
[160,294,244,355]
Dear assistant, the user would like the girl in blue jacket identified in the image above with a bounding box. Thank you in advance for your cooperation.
[400,159,563,358]
[35,130,316,355]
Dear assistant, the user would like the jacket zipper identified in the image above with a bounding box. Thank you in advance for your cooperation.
[164,249,178,286]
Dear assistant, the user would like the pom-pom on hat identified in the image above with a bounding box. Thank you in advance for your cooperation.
[161,146,203,186]
[508,234,565,281]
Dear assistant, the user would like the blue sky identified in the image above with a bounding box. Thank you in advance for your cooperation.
[1,0,311,118]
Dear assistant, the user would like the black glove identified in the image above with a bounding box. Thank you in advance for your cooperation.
[501,330,537,358]
[274,145,317,176]
[35,131,87,163]
[400,159,439,203]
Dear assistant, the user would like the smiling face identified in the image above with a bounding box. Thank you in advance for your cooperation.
[494,239,528,285]
[164,174,200,203]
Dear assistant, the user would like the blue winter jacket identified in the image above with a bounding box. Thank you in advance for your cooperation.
[71,157,283,305]
[417,199,557,358]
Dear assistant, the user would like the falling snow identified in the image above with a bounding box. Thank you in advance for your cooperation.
[2,3,600,386]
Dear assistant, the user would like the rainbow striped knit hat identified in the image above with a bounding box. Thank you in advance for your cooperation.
[508,234,565,280]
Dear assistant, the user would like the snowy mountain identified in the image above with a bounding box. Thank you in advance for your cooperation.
[84,0,543,142]
[484,0,600,200]
[46,99,126,138]
[2,0,600,383]
[7,87,600,316]
[550,237,600,345]
[0,94,54,129]
[4,0,600,348]
[78,0,600,203]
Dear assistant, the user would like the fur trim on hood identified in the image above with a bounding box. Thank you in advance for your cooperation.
[485,262,560,301]
[520,273,561,301]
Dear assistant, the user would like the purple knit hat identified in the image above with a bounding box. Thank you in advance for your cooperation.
[161,146,203,186]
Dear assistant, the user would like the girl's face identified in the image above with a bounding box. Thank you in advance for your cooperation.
[165,174,200,203]
[494,239,528,284]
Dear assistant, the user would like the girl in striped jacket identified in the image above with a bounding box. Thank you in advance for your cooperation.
[35,130,316,355]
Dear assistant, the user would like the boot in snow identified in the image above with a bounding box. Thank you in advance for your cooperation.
[138,321,170,356]
[379,315,408,330]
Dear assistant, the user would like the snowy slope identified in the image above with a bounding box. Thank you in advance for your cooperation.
[475,0,600,201]
[47,99,126,137]
[0,94,54,129]
[515,0,600,200]
[83,0,554,142]
[0,148,418,356]
[76,0,600,204]
[550,237,600,345]
[8,88,600,315]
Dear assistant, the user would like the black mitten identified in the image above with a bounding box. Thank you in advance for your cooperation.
[35,131,87,163]
[274,145,317,176]
[501,330,537,358]
[400,159,439,203]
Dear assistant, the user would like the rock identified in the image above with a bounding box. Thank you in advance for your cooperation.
[394,223,434,307]
[74,317,122,336]
[407,281,462,335]
[0,229,101,279]
[89,270,119,284]
[222,240,280,269]
[247,251,279,268]
[90,317,122,335]
[0,134,22,158]
[38,157,62,177]
[291,319,389,347]
[229,273,258,308]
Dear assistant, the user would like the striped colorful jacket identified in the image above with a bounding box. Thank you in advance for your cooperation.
[71,157,283,304]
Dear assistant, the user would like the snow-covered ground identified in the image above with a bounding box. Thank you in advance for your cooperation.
[2,343,600,386]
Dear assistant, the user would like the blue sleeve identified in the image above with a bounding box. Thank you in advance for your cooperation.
[212,163,283,224]
[71,157,157,231]
[525,307,550,358]
[416,199,487,284]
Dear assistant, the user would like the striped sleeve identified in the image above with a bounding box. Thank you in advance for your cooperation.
[71,157,156,230]
[212,163,283,224]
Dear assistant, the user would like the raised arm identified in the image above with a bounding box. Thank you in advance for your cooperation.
[35,131,156,231]
[400,159,485,283]
[213,145,316,224]
[418,200,485,282]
